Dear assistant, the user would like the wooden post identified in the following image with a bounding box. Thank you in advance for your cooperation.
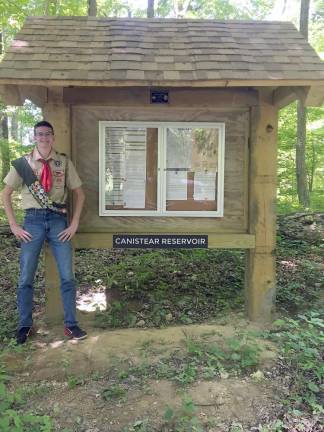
[43,88,72,324]
[245,90,278,322]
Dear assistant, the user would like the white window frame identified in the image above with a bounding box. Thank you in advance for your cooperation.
[99,121,225,217]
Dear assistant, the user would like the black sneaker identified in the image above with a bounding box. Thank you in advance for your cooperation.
[16,327,32,345]
[64,325,87,340]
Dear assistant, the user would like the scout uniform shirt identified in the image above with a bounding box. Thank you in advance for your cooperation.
[4,148,82,210]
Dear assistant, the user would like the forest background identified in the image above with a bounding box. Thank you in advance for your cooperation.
[0,0,323,212]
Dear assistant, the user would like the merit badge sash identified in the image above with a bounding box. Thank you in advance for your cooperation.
[12,156,67,214]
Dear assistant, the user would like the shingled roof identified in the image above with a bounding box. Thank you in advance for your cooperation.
[0,16,323,87]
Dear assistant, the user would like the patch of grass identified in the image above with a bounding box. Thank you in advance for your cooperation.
[276,237,323,313]
[269,312,324,414]
[117,332,261,388]
[163,394,204,432]
[93,249,245,329]
[94,300,137,328]
[0,234,45,345]
[102,384,127,401]
[122,419,151,432]
[184,334,260,378]
[1,216,322,345]
[258,413,323,431]
[67,375,85,390]
[90,237,323,331]
[20,382,53,399]
[0,363,53,431]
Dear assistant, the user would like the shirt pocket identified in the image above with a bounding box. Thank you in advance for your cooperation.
[52,169,65,189]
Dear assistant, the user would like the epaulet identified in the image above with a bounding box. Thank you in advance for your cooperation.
[54,151,67,158]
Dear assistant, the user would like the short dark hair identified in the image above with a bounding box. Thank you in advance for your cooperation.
[34,120,54,135]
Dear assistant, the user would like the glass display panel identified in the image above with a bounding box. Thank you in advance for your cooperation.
[166,128,218,211]
[104,126,158,210]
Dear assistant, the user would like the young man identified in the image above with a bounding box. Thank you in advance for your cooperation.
[2,120,87,344]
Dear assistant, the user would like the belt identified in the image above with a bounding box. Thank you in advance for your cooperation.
[25,208,67,215]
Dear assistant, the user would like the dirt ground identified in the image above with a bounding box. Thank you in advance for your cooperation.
[3,315,284,431]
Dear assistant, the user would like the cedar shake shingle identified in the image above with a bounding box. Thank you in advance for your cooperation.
[0,16,323,85]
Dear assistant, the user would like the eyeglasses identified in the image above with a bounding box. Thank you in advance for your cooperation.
[35,132,53,137]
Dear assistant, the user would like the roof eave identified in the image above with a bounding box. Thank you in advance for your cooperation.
[0,78,323,87]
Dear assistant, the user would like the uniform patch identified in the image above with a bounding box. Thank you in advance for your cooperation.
[54,170,64,177]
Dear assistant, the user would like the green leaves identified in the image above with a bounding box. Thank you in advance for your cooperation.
[307,382,320,393]
[277,102,324,213]
[269,312,324,413]
[102,384,127,401]
[0,364,53,431]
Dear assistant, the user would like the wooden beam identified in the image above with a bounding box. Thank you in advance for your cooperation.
[43,88,71,156]
[73,233,255,249]
[245,89,278,322]
[273,85,324,108]
[272,86,311,109]
[272,86,298,108]
[0,84,47,107]
[0,84,23,105]
[19,85,48,107]
[304,85,324,106]
[64,87,258,107]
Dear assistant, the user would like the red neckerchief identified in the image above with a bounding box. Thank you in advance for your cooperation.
[39,159,52,192]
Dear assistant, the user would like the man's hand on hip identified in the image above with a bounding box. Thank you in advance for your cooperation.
[58,220,78,242]
[10,223,32,243]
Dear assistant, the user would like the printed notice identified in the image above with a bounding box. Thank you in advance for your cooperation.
[122,128,147,208]
[166,171,187,200]
[194,171,216,201]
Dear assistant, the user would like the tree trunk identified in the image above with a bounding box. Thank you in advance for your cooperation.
[147,0,154,17]
[0,114,10,181]
[296,101,309,206]
[45,0,50,15]
[296,0,310,208]
[11,110,18,141]
[88,0,97,16]
[173,0,191,18]
[300,0,309,37]
[308,134,317,193]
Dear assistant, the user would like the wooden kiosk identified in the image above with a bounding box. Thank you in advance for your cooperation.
[0,17,323,323]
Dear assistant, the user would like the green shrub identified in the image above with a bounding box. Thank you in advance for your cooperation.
[271,312,324,413]
[0,364,53,431]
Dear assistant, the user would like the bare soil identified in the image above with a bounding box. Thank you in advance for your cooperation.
[3,316,283,431]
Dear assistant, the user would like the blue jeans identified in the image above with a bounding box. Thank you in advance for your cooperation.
[18,209,77,329]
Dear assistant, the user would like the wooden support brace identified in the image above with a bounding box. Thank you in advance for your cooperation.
[19,85,48,108]
[304,85,324,107]
[0,84,23,105]
[273,85,324,109]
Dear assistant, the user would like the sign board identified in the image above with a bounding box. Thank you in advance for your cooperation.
[113,234,208,248]
[150,89,169,104]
